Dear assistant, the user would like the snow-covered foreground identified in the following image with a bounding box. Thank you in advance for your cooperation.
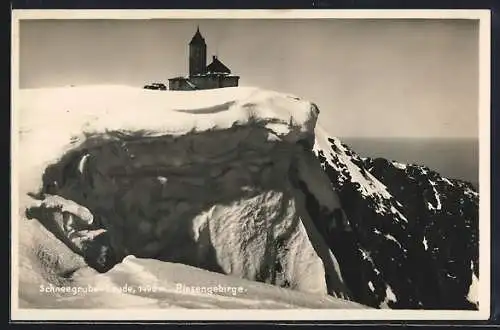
[21,255,366,309]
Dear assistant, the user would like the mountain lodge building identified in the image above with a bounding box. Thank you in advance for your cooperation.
[168,27,240,91]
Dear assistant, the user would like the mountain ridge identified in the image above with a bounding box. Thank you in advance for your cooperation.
[311,129,479,309]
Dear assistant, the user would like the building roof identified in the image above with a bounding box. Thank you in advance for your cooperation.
[185,80,198,89]
[189,27,206,45]
[206,56,231,74]
[167,77,198,90]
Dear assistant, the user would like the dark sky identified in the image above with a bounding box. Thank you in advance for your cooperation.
[19,18,479,138]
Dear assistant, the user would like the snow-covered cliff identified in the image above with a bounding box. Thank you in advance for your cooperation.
[15,85,479,310]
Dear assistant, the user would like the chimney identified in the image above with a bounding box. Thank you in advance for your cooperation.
[213,55,217,61]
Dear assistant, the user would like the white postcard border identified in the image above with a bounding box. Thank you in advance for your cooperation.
[10,9,492,321]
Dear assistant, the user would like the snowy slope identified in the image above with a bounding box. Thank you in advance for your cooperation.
[21,255,367,309]
[360,157,479,309]
[311,127,412,308]
[311,128,480,309]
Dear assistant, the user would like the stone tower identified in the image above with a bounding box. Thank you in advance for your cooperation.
[189,26,207,76]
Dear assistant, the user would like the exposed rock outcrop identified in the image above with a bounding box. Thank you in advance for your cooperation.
[310,130,479,309]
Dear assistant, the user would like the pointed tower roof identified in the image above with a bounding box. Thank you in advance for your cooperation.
[206,55,231,74]
[189,26,206,45]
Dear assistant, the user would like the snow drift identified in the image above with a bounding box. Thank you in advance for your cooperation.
[16,85,352,309]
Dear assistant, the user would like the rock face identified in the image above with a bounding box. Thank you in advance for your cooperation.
[32,129,349,297]
[16,86,479,310]
[310,130,479,309]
